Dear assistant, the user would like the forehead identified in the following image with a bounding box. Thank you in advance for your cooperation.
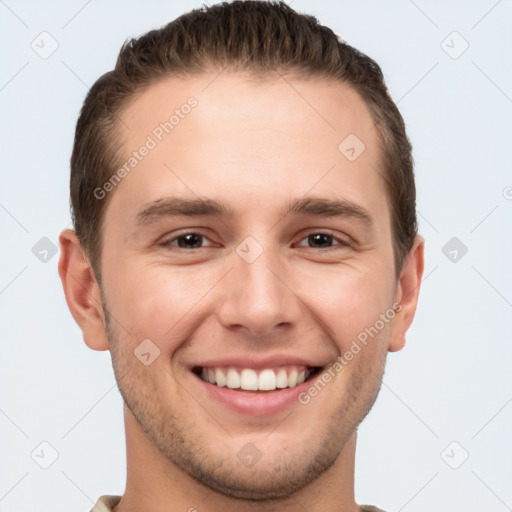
[106,71,387,226]
[120,70,380,158]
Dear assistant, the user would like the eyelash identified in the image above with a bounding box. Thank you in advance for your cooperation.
[159,231,351,251]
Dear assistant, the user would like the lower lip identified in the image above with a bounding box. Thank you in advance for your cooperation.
[191,372,316,416]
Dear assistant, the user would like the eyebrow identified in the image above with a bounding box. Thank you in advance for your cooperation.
[280,196,372,223]
[135,195,372,226]
[135,197,235,225]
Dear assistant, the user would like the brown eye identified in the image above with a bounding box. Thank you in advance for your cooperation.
[307,233,334,248]
[161,232,214,249]
[176,233,204,249]
[296,232,347,250]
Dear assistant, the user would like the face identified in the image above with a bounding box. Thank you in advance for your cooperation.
[80,72,421,499]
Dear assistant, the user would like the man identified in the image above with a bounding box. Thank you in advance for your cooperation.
[58,1,424,511]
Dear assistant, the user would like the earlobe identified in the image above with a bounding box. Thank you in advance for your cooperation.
[58,229,110,351]
[389,235,425,352]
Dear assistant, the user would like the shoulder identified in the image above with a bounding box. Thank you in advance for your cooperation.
[89,495,122,512]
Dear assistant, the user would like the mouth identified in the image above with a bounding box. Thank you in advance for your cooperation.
[192,365,324,392]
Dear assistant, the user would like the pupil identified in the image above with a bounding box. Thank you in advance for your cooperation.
[178,233,202,248]
[310,234,332,248]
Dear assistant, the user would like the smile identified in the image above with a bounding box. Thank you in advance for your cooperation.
[193,365,323,392]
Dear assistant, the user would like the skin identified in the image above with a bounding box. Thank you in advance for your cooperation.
[59,71,424,512]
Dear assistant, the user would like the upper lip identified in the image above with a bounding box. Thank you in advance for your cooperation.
[190,354,326,370]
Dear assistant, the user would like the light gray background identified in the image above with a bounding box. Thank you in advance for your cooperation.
[1,1,511,511]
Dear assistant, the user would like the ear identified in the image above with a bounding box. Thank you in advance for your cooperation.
[58,229,109,351]
[389,235,425,352]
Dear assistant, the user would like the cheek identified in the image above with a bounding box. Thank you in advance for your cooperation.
[103,246,396,354]
[297,265,396,349]
[105,262,216,344]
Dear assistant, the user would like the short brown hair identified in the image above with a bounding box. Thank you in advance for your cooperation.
[70,0,417,282]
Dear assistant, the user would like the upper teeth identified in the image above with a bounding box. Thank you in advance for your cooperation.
[200,367,311,391]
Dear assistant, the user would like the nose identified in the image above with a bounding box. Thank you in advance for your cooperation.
[216,241,302,338]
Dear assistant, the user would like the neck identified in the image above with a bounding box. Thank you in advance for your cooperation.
[115,405,361,512]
